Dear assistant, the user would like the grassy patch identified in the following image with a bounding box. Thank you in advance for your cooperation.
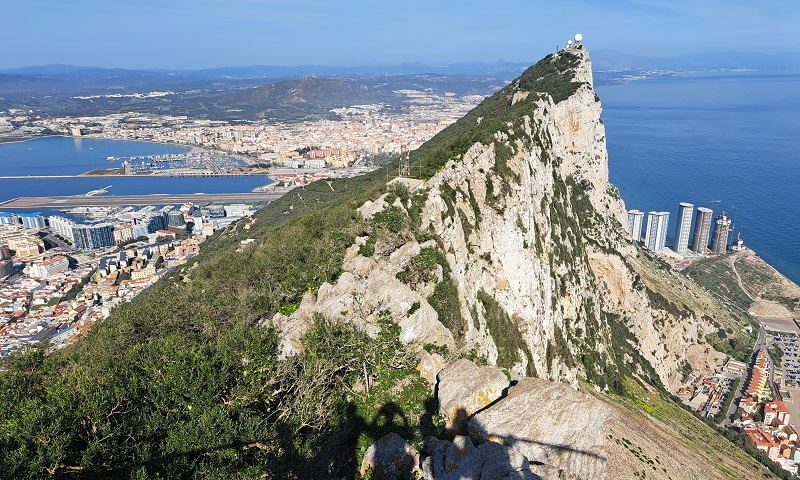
[477,289,532,369]
[684,256,753,313]
[409,49,585,179]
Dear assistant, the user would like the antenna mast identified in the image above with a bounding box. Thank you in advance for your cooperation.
[398,145,411,178]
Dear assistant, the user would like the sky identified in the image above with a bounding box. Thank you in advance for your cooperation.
[1,0,798,69]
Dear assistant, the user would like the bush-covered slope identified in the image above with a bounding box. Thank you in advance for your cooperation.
[0,47,774,479]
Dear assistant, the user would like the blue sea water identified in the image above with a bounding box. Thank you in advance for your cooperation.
[0,136,191,176]
[0,137,270,214]
[597,73,800,284]
[0,75,797,283]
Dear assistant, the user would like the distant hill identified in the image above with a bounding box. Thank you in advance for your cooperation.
[0,73,502,122]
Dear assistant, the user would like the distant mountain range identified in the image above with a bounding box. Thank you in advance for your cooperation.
[0,73,503,122]
[2,50,797,97]
[1,50,796,122]
[0,61,529,97]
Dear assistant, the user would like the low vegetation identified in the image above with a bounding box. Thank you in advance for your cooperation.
[409,49,584,179]
[613,377,781,479]
[477,289,532,370]
[0,307,441,479]
[684,255,754,313]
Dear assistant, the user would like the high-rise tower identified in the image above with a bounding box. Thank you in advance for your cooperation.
[627,210,644,241]
[674,202,694,255]
[711,212,732,254]
[644,211,670,252]
[692,207,713,254]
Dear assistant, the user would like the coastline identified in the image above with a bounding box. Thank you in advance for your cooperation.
[0,134,259,172]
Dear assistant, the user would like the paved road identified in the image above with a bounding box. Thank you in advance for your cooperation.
[725,326,766,427]
[0,191,287,209]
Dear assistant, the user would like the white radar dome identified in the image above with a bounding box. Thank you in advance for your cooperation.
[574,33,583,42]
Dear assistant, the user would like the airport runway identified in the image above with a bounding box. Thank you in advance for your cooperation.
[0,191,287,209]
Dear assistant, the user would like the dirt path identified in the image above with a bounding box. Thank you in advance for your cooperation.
[728,255,754,301]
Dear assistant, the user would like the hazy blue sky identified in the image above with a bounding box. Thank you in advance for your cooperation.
[1,0,798,68]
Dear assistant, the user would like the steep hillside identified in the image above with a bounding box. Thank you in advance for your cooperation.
[275,46,754,392]
[0,47,773,479]
[686,248,800,321]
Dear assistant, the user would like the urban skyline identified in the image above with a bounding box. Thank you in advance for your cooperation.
[629,200,737,256]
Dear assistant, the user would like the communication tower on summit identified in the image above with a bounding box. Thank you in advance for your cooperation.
[398,146,411,178]
[565,34,583,50]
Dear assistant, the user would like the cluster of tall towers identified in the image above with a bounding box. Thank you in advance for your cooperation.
[627,203,733,255]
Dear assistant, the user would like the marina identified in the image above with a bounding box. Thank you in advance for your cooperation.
[0,191,288,209]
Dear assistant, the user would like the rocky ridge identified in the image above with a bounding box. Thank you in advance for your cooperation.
[271,46,749,393]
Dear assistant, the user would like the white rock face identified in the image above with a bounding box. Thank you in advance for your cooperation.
[269,236,455,357]
[360,432,421,479]
[411,47,719,389]
[468,377,613,480]
[436,359,509,434]
[271,47,722,392]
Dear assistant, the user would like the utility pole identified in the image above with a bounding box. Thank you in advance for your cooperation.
[398,146,411,178]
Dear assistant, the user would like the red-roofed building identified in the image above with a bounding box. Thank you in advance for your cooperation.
[765,400,791,426]
[746,428,781,459]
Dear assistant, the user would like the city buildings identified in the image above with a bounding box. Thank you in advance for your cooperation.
[0,260,12,279]
[627,209,644,241]
[28,255,69,279]
[745,349,772,401]
[1,200,247,359]
[73,223,115,250]
[3,235,44,259]
[711,212,732,254]
[674,202,694,255]
[224,204,253,218]
[692,207,713,254]
[19,213,46,230]
[113,223,134,244]
[167,210,186,227]
[49,216,76,243]
[0,214,16,225]
[644,211,669,252]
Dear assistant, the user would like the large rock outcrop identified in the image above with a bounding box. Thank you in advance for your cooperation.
[421,359,766,480]
[436,359,509,434]
[422,435,541,480]
[468,377,612,479]
[271,45,746,394]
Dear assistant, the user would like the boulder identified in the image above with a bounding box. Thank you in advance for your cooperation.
[360,432,420,480]
[421,435,540,480]
[468,377,613,480]
[437,359,509,434]
[357,192,390,220]
[417,350,446,387]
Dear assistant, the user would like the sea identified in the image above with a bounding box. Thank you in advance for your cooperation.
[0,136,270,215]
[597,73,800,284]
[0,73,798,283]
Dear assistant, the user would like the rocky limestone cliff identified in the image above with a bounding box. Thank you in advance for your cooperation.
[271,46,749,394]
[409,359,767,480]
